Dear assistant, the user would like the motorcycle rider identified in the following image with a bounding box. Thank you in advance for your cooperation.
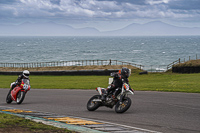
[10,70,30,90]
[101,67,131,101]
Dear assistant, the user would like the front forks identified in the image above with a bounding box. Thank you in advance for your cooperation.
[119,94,125,104]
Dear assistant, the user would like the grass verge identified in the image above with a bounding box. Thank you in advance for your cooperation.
[0,72,200,93]
[174,59,200,67]
[0,112,75,133]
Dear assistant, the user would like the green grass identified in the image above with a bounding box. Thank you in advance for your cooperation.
[0,72,200,93]
[0,75,110,89]
[175,59,200,67]
[0,112,73,132]
[132,73,200,93]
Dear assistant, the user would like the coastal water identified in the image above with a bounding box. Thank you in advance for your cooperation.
[0,36,200,70]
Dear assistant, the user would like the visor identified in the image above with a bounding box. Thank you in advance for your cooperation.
[24,74,29,76]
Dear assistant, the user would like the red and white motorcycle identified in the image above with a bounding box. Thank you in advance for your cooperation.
[87,79,134,113]
[6,79,31,104]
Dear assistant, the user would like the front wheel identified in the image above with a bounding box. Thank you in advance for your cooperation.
[16,91,25,104]
[115,97,131,113]
[6,90,13,104]
[87,95,101,111]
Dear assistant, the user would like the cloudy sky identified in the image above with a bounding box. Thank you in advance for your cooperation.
[0,0,200,31]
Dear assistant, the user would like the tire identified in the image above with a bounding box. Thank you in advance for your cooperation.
[87,95,101,111]
[16,91,25,104]
[115,97,131,113]
[6,90,13,104]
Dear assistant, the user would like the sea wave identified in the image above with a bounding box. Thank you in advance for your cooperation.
[0,36,199,68]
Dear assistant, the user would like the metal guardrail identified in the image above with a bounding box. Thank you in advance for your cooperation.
[0,69,119,76]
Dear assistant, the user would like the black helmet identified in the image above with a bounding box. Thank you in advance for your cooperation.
[121,67,130,78]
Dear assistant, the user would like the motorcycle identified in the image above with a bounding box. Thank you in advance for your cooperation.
[87,80,134,113]
[6,79,31,104]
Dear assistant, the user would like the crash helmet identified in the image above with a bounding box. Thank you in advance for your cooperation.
[22,70,30,78]
[121,67,130,78]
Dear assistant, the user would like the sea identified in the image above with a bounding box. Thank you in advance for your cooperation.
[0,36,200,71]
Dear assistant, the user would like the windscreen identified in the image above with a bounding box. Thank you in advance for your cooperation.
[22,79,30,85]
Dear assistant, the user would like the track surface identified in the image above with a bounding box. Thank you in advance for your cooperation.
[1,89,200,133]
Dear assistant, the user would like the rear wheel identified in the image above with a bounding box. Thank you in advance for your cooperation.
[87,95,101,111]
[115,97,131,113]
[6,90,12,104]
[16,91,25,104]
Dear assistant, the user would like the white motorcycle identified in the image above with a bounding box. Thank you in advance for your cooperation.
[87,79,134,113]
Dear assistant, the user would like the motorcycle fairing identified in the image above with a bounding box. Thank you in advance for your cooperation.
[11,86,22,101]
[96,87,106,95]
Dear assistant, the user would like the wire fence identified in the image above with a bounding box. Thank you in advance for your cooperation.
[0,54,199,73]
[0,59,144,69]
[167,54,200,70]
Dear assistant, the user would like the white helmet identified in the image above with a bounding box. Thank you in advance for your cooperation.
[23,70,30,78]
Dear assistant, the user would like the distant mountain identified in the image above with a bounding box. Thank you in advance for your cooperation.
[0,21,199,36]
[104,21,200,36]
[0,22,101,36]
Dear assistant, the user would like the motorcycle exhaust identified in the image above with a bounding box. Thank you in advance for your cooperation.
[92,99,102,102]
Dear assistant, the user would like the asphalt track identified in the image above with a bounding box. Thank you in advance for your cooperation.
[0,88,200,133]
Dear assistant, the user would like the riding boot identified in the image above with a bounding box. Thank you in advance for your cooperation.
[101,94,106,101]
[101,90,108,101]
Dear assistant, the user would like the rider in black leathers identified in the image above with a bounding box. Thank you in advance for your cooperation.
[101,67,131,101]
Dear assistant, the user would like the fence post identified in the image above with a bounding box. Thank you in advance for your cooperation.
[109,59,111,65]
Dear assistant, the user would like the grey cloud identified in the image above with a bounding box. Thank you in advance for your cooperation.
[168,0,200,10]
[0,0,18,4]
[0,0,200,25]
[50,0,61,5]
[97,0,147,5]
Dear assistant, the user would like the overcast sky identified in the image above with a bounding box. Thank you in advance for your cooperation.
[0,0,200,31]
